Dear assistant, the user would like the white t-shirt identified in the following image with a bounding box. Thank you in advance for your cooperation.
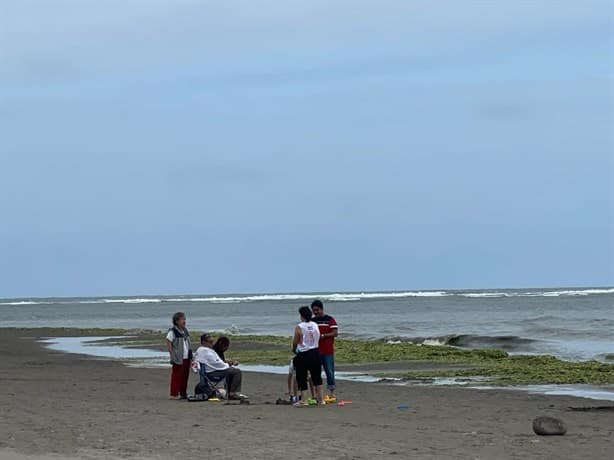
[194,346,229,373]
[296,321,321,353]
[166,329,190,360]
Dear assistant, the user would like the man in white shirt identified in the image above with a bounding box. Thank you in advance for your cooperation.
[194,334,245,400]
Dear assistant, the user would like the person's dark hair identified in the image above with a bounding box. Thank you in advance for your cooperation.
[200,333,213,344]
[172,311,185,326]
[213,336,230,354]
[299,306,313,322]
[311,299,324,310]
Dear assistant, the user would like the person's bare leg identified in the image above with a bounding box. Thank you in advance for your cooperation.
[294,389,308,407]
[316,385,325,405]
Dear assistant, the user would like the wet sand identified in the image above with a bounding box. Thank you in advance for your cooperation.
[1,329,613,460]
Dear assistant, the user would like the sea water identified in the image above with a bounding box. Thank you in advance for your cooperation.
[4,287,613,361]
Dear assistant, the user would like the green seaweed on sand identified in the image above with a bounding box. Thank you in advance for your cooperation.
[333,339,507,363]
[110,333,614,385]
[395,355,614,385]
[10,327,614,386]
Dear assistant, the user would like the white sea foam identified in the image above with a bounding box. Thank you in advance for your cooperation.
[1,288,612,306]
[422,338,448,346]
[461,293,510,298]
[157,291,449,303]
[0,301,41,306]
[460,288,614,299]
[103,298,163,304]
[538,288,614,297]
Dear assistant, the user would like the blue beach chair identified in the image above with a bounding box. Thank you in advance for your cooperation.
[188,364,226,402]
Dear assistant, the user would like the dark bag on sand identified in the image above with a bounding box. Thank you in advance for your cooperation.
[192,381,214,400]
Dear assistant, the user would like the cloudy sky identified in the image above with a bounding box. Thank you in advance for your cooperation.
[1,1,613,297]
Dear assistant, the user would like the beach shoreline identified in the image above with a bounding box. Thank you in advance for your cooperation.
[3,287,613,363]
[14,326,614,388]
[1,328,613,459]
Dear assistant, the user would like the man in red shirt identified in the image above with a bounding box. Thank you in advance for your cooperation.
[311,299,338,401]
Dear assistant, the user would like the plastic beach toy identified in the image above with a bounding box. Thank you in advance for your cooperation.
[337,400,353,406]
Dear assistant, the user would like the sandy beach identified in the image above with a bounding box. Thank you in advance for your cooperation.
[0,329,612,460]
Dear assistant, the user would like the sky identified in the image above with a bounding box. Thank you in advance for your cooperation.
[1,1,613,298]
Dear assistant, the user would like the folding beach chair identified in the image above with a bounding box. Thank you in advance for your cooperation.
[188,363,227,402]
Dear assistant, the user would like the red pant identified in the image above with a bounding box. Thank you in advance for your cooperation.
[170,359,190,397]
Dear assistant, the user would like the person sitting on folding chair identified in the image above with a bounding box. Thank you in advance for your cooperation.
[194,333,246,401]
[190,359,225,400]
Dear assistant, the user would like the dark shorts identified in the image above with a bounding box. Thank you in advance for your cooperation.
[293,348,323,391]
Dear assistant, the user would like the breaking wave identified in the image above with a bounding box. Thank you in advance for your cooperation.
[0,291,448,305]
[459,288,614,298]
[1,287,612,306]
[387,334,538,352]
[0,301,41,306]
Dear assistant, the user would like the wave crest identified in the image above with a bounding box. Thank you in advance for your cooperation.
[1,287,612,306]
[387,334,538,352]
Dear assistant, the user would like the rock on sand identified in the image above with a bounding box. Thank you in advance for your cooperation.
[532,416,568,436]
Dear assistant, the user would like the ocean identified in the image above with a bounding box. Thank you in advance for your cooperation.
[2,287,613,362]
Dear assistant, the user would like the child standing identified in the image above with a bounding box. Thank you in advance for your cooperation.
[166,311,193,399]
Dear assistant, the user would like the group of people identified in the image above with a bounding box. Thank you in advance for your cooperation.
[165,313,244,400]
[165,300,339,407]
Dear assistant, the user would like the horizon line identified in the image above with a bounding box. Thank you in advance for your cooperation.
[2,284,613,301]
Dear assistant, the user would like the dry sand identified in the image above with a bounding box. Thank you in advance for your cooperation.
[1,329,612,460]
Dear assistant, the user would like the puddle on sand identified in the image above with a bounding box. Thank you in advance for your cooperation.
[42,336,165,359]
[41,336,379,382]
[508,384,614,402]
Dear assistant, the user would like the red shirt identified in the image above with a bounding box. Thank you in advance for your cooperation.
[313,314,338,355]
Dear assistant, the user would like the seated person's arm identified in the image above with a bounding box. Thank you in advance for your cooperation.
[205,349,230,371]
